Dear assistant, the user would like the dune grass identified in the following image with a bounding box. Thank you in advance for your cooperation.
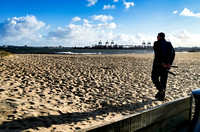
[0,50,13,58]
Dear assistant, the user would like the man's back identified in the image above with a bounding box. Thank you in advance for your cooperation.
[153,39,175,65]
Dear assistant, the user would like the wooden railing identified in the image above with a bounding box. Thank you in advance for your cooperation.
[78,96,192,132]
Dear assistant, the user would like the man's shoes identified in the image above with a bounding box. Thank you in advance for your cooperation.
[155,91,165,101]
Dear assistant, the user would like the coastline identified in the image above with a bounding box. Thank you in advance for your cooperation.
[0,52,200,131]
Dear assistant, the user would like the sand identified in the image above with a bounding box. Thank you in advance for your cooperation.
[0,52,200,131]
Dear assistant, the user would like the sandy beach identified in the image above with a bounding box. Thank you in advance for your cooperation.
[0,52,200,131]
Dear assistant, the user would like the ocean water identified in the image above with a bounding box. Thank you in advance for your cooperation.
[0,46,154,55]
[56,49,153,55]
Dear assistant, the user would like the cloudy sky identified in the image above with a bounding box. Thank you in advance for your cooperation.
[0,0,200,47]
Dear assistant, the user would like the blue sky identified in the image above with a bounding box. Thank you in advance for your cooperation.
[0,0,200,47]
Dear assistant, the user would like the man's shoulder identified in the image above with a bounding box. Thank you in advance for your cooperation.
[155,40,172,45]
[154,41,161,45]
[165,41,173,47]
[165,41,172,44]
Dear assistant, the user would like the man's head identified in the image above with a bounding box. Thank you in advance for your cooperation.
[157,32,165,41]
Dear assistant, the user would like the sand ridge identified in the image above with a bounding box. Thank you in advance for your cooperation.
[0,53,200,131]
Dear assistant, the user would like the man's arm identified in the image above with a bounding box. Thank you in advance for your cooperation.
[161,63,171,69]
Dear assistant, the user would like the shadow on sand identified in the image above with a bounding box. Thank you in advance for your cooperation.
[0,98,156,131]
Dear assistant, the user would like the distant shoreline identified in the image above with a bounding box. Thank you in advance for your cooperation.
[0,46,199,55]
[0,46,153,55]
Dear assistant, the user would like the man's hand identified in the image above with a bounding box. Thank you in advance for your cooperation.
[161,63,171,69]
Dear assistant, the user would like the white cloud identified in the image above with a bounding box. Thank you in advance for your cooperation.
[176,30,191,39]
[0,15,45,41]
[45,24,51,30]
[47,23,115,46]
[167,30,200,47]
[114,30,200,47]
[115,34,135,43]
[103,5,116,10]
[113,33,154,46]
[83,19,90,23]
[113,30,200,47]
[173,10,178,14]
[91,15,114,22]
[48,22,117,39]
[47,25,154,47]
[72,16,81,22]
[180,8,200,18]
[86,0,97,7]
[95,22,117,29]
[48,25,75,39]
[46,14,118,46]
[123,0,134,10]
[86,0,134,11]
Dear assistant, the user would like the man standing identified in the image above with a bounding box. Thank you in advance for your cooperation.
[152,32,175,101]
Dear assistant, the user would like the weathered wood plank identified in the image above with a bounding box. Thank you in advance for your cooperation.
[78,96,192,132]
[136,109,190,132]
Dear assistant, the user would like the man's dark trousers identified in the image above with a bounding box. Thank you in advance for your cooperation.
[151,61,169,92]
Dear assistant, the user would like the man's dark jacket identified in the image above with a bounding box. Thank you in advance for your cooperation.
[153,39,175,65]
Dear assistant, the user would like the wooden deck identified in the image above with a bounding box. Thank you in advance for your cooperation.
[78,96,192,132]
